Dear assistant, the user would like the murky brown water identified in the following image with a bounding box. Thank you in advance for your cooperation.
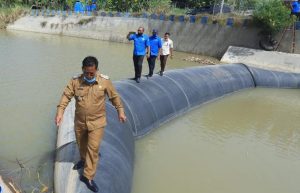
[132,88,300,193]
[0,30,206,191]
[1,30,299,193]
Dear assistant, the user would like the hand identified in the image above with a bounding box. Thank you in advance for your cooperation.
[127,32,135,39]
[170,55,173,59]
[119,112,127,123]
[55,114,63,127]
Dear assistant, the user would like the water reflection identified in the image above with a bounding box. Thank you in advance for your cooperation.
[133,88,300,193]
[196,88,300,157]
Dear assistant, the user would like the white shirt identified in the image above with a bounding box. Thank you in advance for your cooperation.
[161,38,173,55]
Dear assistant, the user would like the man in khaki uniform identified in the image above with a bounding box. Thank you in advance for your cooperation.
[55,56,126,192]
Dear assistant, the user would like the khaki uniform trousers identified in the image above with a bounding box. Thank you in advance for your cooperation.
[75,127,104,180]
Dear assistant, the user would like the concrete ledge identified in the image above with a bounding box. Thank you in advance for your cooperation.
[221,46,300,73]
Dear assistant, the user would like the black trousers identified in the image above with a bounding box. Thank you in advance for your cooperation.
[160,55,169,72]
[133,55,145,79]
[147,55,157,76]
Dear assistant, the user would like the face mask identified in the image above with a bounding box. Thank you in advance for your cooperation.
[84,76,96,84]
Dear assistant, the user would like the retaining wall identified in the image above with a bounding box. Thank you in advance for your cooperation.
[7,12,260,58]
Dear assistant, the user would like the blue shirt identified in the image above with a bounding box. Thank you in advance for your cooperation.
[74,1,84,13]
[91,3,97,11]
[149,35,162,56]
[292,2,300,13]
[86,5,91,11]
[129,34,150,56]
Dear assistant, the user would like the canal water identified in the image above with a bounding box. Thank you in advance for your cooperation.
[132,88,300,193]
[1,30,299,193]
[0,30,206,191]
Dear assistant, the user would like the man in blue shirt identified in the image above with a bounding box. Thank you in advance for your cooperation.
[74,0,84,13]
[147,29,162,77]
[127,27,150,83]
[291,0,300,20]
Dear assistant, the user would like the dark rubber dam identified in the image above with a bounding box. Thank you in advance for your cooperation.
[55,63,300,193]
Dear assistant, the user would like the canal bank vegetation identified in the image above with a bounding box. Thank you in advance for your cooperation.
[253,0,294,35]
[0,0,256,15]
[0,0,205,14]
[0,5,28,29]
[252,0,295,50]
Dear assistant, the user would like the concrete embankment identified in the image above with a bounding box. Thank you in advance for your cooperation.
[221,46,300,73]
[7,15,261,58]
[55,63,300,193]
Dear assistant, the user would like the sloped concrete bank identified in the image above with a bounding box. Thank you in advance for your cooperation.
[56,63,300,193]
[7,15,260,58]
[221,46,300,73]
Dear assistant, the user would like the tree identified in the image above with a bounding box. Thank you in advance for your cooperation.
[253,0,294,35]
[172,0,214,8]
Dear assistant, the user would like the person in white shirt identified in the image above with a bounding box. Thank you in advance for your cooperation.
[159,32,173,76]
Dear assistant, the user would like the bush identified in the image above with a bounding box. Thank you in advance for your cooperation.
[147,0,171,14]
[96,0,172,13]
[0,5,28,29]
[253,0,294,35]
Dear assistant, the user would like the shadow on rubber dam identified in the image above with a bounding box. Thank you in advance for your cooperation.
[55,63,300,193]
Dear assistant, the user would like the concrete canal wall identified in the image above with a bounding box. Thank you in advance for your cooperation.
[7,13,260,58]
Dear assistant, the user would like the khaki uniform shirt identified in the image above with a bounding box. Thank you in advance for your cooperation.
[57,73,124,130]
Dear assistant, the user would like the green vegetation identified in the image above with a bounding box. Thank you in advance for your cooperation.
[0,0,212,13]
[253,0,295,35]
[0,5,28,29]
[172,0,210,8]
[96,0,172,13]
[0,0,296,34]
[0,0,256,14]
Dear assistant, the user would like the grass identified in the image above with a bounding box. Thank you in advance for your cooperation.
[168,7,187,15]
[0,5,29,29]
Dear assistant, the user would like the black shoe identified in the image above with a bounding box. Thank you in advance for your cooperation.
[159,71,163,76]
[73,160,85,170]
[148,74,153,77]
[136,78,140,83]
[80,175,99,192]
